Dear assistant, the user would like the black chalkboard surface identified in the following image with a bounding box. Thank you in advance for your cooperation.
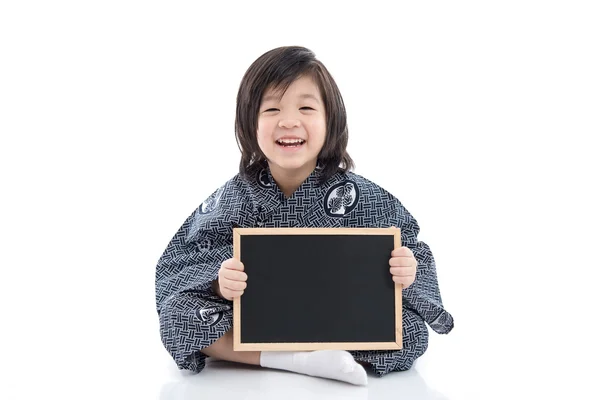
[233,228,402,351]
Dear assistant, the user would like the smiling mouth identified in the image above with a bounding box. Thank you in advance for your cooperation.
[276,139,305,147]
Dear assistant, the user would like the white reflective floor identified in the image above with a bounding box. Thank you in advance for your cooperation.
[153,326,512,400]
[152,309,594,400]
[160,358,447,400]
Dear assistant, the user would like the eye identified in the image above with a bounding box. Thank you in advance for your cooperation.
[264,108,279,112]
[300,107,315,111]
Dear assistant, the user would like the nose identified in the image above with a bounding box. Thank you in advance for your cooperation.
[278,117,301,129]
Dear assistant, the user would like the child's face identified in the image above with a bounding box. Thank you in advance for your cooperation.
[257,75,326,179]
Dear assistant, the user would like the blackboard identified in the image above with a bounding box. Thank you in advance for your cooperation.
[233,228,402,351]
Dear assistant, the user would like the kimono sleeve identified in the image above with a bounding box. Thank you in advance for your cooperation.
[155,206,234,371]
[394,200,454,334]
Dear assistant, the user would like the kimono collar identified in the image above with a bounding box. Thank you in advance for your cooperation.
[249,165,343,215]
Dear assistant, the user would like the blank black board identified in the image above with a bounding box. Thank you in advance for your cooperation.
[233,228,402,351]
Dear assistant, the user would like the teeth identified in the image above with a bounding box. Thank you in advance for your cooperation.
[277,139,305,145]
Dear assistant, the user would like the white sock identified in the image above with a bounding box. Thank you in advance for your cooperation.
[259,350,368,386]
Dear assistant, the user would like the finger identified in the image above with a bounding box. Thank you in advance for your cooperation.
[390,266,415,277]
[389,257,415,268]
[222,280,247,291]
[222,270,248,282]
[223,259,245,271]
[391,247,412,257]
[223,289,245,300]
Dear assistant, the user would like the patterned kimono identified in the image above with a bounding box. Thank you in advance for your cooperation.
[155,166,454,376]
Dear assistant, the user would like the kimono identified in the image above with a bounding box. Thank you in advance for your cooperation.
[155,166,454,376]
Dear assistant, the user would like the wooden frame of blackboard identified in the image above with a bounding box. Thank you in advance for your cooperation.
[232,227,402,352]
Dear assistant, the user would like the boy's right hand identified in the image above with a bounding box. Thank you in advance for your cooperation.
[216,258,247,301]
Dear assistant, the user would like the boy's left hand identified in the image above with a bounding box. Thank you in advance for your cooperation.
[389,247,417,288]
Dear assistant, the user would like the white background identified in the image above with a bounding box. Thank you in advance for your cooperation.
[1,1,598,399]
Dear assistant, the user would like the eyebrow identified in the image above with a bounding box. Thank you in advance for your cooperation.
[262,93,321,103]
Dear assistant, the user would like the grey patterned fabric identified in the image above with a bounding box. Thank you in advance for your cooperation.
[155,167,453,376]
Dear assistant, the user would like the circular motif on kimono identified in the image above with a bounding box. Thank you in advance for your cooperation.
[199,186,224,214]
[196,238,212,251]
[324,180,359,217]
[196,306,226,327]
[257,168,272,188]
